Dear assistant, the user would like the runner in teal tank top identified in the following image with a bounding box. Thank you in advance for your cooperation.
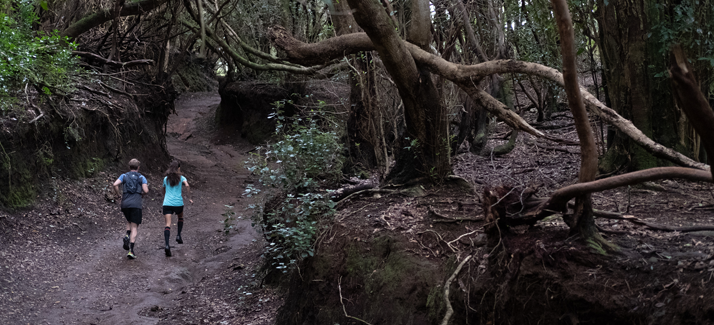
[161,160,193,257]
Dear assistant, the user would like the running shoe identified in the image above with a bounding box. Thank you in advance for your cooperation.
[127,251,137,259]
[176,235,183,244]
[122,235,130,251]
[165,245,172,257]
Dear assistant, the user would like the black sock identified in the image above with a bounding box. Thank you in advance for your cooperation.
[126,230,131,237]
[130,242,135,253]
[177,221,183,236]
[164,227,170,246]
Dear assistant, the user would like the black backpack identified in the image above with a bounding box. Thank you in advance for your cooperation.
[123,171,142,194]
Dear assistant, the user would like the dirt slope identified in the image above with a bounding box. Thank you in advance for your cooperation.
[0,92,278,324]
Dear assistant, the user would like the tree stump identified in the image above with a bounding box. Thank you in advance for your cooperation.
[482,185,545,246]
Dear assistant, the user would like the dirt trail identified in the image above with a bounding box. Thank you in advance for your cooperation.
[0,92,273,324]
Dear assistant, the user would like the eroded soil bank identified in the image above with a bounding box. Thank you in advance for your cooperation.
[0,92,279,324]
[275,113,714,325]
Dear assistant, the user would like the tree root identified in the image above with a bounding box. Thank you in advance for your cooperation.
[584,205,714,232]
[338,276,373,325]
[428,206,484,223]
[331,181,378,201]
[335,189,395,209]
[440,255,472,325]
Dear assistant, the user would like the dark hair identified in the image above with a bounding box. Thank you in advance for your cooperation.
[165,160,182,187]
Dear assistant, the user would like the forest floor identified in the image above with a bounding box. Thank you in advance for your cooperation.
[0,92,280,324]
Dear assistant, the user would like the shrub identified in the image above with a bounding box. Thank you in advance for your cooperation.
[246,99,343,272]
[0,0,79,110]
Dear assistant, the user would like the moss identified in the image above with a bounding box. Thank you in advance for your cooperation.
[0,153,36,209]
[493,130,519,156]
[340,236,440,324]
[2,182,35,209]
[599,138,629,173]
[85,157,105,176]
[631,145,658,170]
[425,283,445,321]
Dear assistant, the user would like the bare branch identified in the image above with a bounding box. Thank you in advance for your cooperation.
[267,29,708,171]
[61,0,169,39]
[538,167,712,216]
[73,51,154,68]
[669,45,714,180]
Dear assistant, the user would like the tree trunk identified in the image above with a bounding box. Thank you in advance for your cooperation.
[551,0,612,250]
[597,0,685,172]
[345,0,451,182]
[197,0,206,57]
[108,0,125,62]
[670,46,714,181]
[331,0,379,174]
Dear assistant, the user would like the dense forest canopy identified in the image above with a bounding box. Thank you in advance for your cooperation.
[2,0,714,247]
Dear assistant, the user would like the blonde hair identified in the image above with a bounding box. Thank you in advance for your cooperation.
[128,158,140,170]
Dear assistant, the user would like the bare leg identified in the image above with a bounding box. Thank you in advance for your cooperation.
[164,214,172,227]
[130,223,138,243]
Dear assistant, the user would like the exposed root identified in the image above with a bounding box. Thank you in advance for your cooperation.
[335,189,395,208]
[441,255,472,325]
[338,276,373,325]
[428,206,484,223]
[584,205,714,232]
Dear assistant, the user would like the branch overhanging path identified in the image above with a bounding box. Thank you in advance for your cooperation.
[267,28,709,172]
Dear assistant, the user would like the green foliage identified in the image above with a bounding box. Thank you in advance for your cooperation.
[0,144,35,208]
[250,100,344,191]
[0,0,79,110]
[221,205,236,234]
[246,99,344,272]
[649,1,714,77]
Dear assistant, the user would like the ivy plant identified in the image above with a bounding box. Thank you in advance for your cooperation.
[246,99,344,272]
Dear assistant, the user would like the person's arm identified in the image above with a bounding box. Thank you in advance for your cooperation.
[141,175,149,196]
[183,179,193,204]
[113,178,122,204]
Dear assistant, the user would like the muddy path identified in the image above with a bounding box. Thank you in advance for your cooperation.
[0,92,277,324]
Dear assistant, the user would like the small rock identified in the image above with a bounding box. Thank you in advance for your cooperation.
[693,262,707,270]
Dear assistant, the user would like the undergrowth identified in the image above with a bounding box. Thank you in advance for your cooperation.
[0,0,79,112]
[245,99,344,272]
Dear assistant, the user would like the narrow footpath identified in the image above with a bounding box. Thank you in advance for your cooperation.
[0,92,276,324]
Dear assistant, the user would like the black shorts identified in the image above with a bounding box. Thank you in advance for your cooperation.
[162,205,184,215]
[121,208,143,225]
